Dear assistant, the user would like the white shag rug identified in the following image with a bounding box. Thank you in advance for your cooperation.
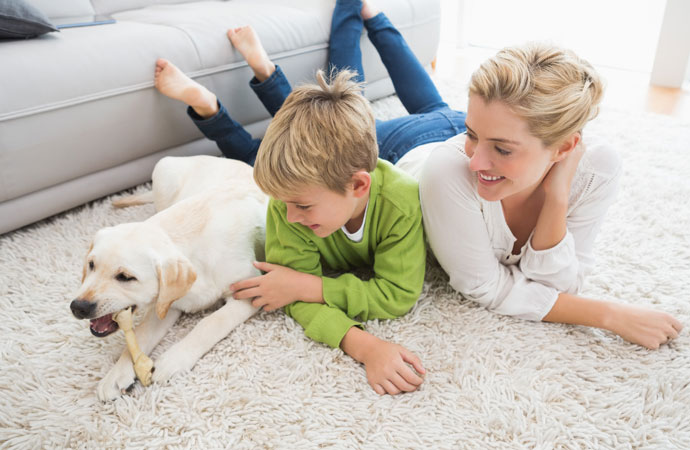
[1,79,690,450]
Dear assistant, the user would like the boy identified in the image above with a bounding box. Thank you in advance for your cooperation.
[230,70,427,395]
[154,0,467,394]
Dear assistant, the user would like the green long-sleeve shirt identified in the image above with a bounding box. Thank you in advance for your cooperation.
[265,159,426,348]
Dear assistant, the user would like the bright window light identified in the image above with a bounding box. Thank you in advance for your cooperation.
[463,0,667,73]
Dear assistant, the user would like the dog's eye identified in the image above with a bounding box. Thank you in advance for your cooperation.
[115,273,137,282]
[89,261,94,271]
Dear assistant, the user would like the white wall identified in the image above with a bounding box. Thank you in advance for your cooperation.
[651,0,690,88]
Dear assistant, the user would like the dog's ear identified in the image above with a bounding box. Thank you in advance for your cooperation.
[155,257,197,319]
[81,241,94,283]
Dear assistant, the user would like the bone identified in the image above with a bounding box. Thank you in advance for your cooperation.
[112,307,154,387]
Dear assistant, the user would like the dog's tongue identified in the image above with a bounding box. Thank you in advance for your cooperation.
[90,314,114,333]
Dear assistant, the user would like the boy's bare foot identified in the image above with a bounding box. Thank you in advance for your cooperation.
[361,0,380,20]
[227,26,276,82]
[154,58,219,119]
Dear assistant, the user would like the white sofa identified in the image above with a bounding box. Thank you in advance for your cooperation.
[0,0,441,235]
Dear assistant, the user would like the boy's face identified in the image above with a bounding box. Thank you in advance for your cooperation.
[280,178,369,238]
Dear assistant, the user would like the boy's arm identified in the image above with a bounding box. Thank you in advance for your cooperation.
[265,199,428,392]
[283,302,361,349]
[264,199,362,348]
[321,211,426,321]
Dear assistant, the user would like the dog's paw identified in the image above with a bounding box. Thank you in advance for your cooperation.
[152,346,197,383]
[97,362,136,401]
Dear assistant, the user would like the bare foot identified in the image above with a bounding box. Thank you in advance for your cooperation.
[361,1,380,20]
[154,58,219,118]
[227,26,275,82]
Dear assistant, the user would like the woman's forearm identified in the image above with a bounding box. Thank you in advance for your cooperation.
[543,292,683,350]
[531,195,569,251]
[542,292,613,329]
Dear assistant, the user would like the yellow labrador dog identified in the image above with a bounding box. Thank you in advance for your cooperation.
[70,155,267,401]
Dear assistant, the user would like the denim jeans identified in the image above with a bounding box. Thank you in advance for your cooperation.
[188,65,291,166]
[190,0,466,165]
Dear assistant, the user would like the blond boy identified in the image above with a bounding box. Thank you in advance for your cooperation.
[231,70,427,395]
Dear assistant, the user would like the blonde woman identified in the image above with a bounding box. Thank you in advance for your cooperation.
[401,43,682,349]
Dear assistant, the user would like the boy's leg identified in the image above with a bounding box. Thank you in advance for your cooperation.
[154,58,260,165]
[188,103,262,166]
[328,0,365,83]
[364,9,447,114]
[228,26,292,117]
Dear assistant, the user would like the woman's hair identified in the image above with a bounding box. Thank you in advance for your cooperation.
[253,69,377,198]
[469,42,604,147]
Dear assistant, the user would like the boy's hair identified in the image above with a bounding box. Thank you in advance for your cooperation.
[469,42,604,148]
[253,69,378,198]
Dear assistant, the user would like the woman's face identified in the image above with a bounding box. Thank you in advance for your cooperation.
[464,94,558,202]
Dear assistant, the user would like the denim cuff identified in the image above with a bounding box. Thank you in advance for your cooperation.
[186,101,242,141]
[363,12,389,32]
[187,100,223,124]
[335,0,363,9]
[249,65,291,117]
[249,64,286,93]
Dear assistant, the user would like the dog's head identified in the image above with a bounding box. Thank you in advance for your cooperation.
[70,223,197,337]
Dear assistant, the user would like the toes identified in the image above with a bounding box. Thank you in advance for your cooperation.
[97,376,134,401]
[152,355,178,383]
[124,382,136,394]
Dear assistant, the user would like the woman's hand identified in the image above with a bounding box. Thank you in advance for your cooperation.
[531,143,585,251]
[542,141,586,201]
[606,303,683,350]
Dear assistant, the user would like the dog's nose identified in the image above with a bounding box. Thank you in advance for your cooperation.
[70,299,96,319]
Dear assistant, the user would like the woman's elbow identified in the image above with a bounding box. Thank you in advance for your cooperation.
[448,276,502,310]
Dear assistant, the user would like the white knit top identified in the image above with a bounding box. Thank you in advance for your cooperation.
[396,133,622,320]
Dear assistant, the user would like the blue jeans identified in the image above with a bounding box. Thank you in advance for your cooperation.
[190,0,466,165]
[188,65,290,165]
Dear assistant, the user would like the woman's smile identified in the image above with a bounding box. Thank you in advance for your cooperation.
[477,171,506,185]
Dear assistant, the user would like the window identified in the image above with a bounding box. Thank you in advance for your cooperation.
[461,0,667,73]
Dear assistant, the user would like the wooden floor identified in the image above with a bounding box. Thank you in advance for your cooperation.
[434,42,690,121]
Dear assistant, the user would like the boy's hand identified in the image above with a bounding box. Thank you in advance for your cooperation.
[230,262,323,311]
[341,327,425,395]
[364,338,425,395]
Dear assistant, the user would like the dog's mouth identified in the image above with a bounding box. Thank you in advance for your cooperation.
[89,306,136,337]
[89,314,118,337]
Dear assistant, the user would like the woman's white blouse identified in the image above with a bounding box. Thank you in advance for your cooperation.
[401,133,621,321]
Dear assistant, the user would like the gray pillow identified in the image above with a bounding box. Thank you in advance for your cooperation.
[0,0,58,39]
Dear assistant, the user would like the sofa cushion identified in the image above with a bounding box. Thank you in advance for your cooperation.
[114,0,330,69]
[24,0,95,20]
[0,0,57,38]
[92,0,221,16]
[0,21,200,201]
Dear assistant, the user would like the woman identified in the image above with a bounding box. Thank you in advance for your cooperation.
[410,43,682,349]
